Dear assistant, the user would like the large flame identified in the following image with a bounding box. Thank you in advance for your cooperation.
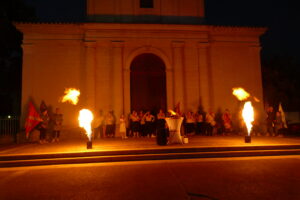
[78,109,94,141]
[61,88,80,105]
[242,101,254,136]
[232,88,250,101]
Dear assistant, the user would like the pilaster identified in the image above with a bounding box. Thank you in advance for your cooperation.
[172,41,185,112]
[84,41,96,111]
[111,41,124,117]
[197,42,212,111]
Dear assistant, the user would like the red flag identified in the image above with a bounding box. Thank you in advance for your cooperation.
[25,102,41,139]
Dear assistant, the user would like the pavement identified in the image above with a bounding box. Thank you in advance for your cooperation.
[2,135,300,154]
[1,135,300,167]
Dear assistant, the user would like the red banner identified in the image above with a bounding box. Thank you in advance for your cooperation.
[25,102,41,138]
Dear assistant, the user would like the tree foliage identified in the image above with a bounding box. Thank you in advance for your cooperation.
[262,55,300,111]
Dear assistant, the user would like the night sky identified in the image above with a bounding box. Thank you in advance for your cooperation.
[21,0,300,61]
[1,0,299,115]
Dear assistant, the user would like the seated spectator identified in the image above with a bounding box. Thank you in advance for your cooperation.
[185,111,195,135]
[222,109,232,135]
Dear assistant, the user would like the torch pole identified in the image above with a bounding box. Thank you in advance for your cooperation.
[244,135,251,143]
[87,140,93,149]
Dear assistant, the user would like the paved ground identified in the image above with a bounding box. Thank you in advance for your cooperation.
[1,156,300,200]
[1,135,300,155]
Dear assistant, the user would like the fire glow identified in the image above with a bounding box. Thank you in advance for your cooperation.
[78,109,94,141]
[242,101,254,136]
[232,87,255,139]
[232,87,250,101]
[168,109,177,116]
[61,88,80,105]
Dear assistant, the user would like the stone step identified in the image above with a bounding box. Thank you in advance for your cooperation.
[1,145,300,168]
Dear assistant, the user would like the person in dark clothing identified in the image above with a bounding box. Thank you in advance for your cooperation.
[156,109,167,145]
[39,109,49,144]
[266,106,276,136]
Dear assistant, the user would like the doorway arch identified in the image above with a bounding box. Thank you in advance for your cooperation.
[130,53,166,113]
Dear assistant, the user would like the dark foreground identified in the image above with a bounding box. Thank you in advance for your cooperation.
[1,156,300,200]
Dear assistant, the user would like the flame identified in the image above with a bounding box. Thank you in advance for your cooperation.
[168,109,177,116]
[253,96,260,102]
[232,88,250,101]
[61,88,80,105]
[242,101,254,136]
[78,109,94,141]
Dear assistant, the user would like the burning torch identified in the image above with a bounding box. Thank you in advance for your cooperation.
[232,88,255,143]
[61,88,95,149]
[78,109,94,149]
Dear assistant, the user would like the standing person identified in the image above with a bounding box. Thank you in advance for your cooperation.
[139,111,146,137]
[156,109,167,145]
[206,111,216,136]
[127,112,133,137]
[266,106,275,136]
[119,114,127,139]
[195,111,205,135]
[185,111,195,135]
[93,110,104,139]
[274,111,283,136]
[130,110,140,137]
[52,108,63,142]
[105,111,115,138]
[222,109,232,135]
[39,109,49,144]
[145,111,155,138]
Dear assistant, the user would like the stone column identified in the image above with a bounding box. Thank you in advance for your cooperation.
[172,41,185,111]
[166,67,174,110]
[197,42,212,111]
[84,41,96,112]
[123,66,130,117]
[111,41,124,117]
[249,45,264,119]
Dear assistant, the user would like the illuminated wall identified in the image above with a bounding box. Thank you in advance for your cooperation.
[17,23,265,130]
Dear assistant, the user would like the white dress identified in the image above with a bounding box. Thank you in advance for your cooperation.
[119,118,126,137]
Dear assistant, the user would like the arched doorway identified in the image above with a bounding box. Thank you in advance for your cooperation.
[130,53,166,113]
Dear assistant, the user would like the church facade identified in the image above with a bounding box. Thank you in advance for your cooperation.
[16,0,266,128]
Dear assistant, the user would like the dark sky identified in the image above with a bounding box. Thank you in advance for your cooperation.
[22,0,299,61]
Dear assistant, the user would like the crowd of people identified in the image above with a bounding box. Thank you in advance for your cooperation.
[37,106,63,144]
[91,108,236,139]
[92,106,287,139]
[35,102,287,144]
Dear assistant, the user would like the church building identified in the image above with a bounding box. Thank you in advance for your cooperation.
[16,0,266,129]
